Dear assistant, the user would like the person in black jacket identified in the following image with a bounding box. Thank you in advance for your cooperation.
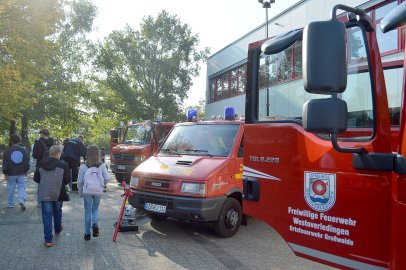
[61,135,86,192]
[32,128,55,206]
[32,129,55,164]
[34,145,71,247]
[2,134,30,210]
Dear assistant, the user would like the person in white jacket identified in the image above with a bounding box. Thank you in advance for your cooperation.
[77,144,110,241]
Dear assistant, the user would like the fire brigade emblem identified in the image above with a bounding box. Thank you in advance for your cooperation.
[304,172,336,212]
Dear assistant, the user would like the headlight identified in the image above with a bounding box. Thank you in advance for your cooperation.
[181,182,206,195]
[134,155,145,162]
[130,176,139,187]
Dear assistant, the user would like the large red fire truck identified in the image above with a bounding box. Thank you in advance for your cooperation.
[242,3,406,270]
[128,109,245,237]
[110,120,175,183]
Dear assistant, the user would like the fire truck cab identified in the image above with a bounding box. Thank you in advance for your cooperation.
[110,120,175,183]
[128,108,245,237]
[243,3,406,270]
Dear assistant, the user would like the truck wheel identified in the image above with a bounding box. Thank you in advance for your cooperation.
[115,174,130,184]
[214,197,242,238]
[115,174,122,183]
[146,212,167,221]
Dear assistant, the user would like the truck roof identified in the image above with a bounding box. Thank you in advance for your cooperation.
[175,120,244,127]
[127,121,176,127]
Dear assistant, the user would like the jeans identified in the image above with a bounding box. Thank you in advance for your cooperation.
[41,201,63,243]
[6,175,26,207]
[83,194,101,235]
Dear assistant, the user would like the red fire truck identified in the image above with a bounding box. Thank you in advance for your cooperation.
[243,3,406,270]
[128,109,245,237]
[110,120,175,183]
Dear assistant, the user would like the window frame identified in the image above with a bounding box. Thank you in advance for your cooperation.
[254,22,377,142]
[209,64,247,103]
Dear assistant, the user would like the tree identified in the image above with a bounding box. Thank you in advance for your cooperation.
[95,10,210,122]
[0,0,97,146]
[0,0,64,147]
[27,0,98,141]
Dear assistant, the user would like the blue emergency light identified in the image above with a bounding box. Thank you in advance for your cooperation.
[224,107,235,120]
[187,109,198,122]
[156,117,161,123]
[130,120,137,124]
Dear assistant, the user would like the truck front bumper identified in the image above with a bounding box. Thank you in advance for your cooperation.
[128,190,226,222]
[110,164,138,175]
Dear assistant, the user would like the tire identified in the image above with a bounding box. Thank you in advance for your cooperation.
[214,197,242,238]
[146,212,167,221]
[115,173,122,183]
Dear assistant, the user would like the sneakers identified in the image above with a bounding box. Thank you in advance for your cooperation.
[103,185,107,193]
[44,242,53,247]
[92,224,99,237]
[19,202,26,211]
[84,234,91,241]
[55,224,64,236]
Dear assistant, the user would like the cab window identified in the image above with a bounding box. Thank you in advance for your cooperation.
[257,25,374,139]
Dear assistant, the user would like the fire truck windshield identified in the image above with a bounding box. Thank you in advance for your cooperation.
[124,125,151,144]
[159,124,239,157]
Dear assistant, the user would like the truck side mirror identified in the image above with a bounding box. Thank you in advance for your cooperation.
[303,98,348,133]
[110,129,119,143]
[302,8,365,155]
[303,18,347,94]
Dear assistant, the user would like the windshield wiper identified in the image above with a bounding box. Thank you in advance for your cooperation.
[183,149,212,156]
[160,148,180,155]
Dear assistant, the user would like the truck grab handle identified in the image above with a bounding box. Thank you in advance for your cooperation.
[331,4,365,19]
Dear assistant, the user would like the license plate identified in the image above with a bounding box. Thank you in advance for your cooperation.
[117,165,126,170]
[144,202,166,213]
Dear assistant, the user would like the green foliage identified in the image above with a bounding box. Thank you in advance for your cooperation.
[0,4,208,145]
[0,0,63,120]
[95,10,210,122]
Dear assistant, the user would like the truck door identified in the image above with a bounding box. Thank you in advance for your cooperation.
[243,12,394,269]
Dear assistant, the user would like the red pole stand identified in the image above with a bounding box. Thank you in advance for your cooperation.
[113,181,133,242]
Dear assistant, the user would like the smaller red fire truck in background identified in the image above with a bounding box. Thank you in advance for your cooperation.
[110,119,175,183]
[128,108,245,237]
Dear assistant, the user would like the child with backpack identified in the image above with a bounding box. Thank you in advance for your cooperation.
[77,145,110,240]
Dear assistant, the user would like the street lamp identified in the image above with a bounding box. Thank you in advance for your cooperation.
[258,0,275,38]
[257,0,275,117]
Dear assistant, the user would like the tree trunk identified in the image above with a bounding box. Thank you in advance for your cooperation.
[21,115,30,152]
[9,119,17,146]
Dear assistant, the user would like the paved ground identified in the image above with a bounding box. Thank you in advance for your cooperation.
[0,158,335,270]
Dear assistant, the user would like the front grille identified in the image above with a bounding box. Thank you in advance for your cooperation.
[141,178,173,193]
[113,153,135,161]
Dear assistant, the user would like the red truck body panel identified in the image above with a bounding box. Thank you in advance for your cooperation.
[242,4,406,269]
[110,122,175,182]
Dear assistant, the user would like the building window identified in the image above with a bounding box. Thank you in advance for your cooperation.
[369,0,401,55]
[259,40,302,90]
[237,65,246,96]
[368,0,403,126]
[209,64,247,103]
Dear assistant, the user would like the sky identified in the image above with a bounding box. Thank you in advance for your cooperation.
[90,0,300,107]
